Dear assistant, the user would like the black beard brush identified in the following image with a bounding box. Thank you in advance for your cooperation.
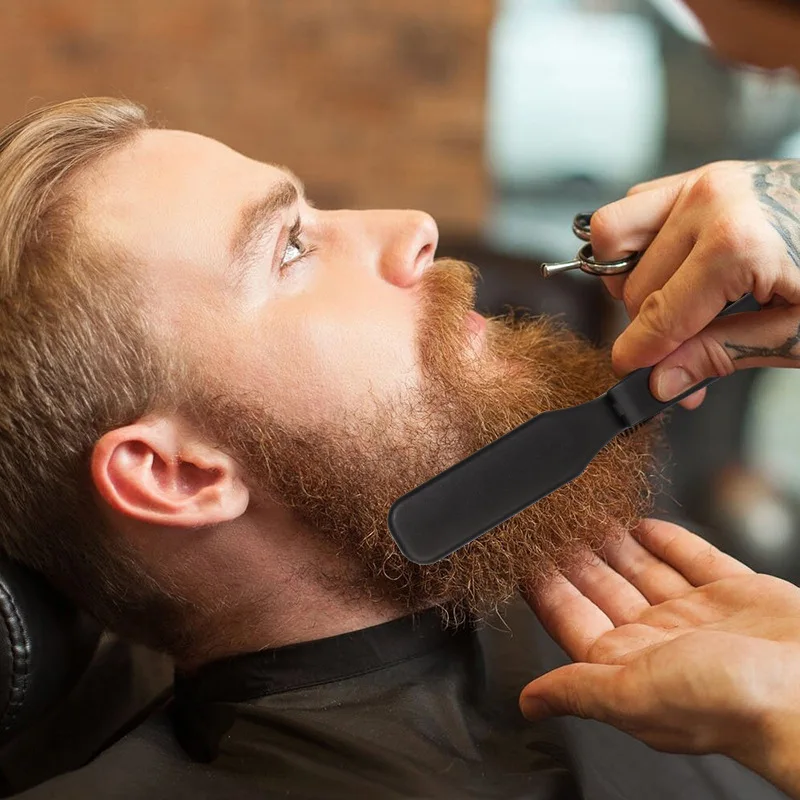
[388,294,761,564]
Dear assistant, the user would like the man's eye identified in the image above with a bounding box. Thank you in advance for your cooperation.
[282,237,304,266]
[279,218,310,271]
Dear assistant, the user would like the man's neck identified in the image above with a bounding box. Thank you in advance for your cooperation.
[173,515,422,671]
[177,553,417,671]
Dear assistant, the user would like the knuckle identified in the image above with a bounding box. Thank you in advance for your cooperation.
[728,253,760,299]
[706,215,759,258]
[687,170,725,205]
[637,290,679,342]
[621,278,645,317]
[761,258,800,306]
[686,164,739,204]
[703,223,766,300]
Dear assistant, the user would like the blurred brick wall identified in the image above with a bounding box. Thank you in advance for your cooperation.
[0,0,493,234]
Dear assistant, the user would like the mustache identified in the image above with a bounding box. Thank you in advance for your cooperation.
[414,257,622,423]
[419,257,482,307]
[415,257,483,368]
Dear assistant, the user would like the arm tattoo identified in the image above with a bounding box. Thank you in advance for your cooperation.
[725,321,800,362]
[749,161,800,269]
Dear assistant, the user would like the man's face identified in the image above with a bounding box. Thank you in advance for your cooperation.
[85,130,656,621]
[682,0,800,71]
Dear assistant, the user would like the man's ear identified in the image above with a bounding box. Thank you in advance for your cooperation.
[91,416,249,528]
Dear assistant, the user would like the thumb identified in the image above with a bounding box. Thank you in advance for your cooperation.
[519,663,628,725]
[650,306,800,402]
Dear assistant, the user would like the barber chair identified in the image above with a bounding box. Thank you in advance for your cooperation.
[0,560,172,796]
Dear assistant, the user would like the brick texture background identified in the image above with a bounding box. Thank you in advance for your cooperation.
[0,1,493,234]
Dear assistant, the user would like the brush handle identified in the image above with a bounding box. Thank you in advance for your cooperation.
[606,293,761,429]
[387,396,621,564]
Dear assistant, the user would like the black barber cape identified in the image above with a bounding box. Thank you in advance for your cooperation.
[20,598,790,800]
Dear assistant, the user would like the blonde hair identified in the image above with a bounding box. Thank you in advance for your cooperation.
[0,98,194,655]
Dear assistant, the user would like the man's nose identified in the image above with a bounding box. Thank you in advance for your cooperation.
[373,210,439,288]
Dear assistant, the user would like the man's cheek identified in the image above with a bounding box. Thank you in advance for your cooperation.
[224,315,345,429]
[258,321,386,426]
[318,318,419,412]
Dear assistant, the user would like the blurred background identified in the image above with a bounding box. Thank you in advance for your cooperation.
[1,1,800,791]
[1,0,799,579]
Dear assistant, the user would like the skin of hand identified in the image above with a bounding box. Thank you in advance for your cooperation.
[519,519,800,798]
[590,160,800,409]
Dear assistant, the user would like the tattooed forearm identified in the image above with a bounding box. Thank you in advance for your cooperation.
[749,161,800,269]
[725,321,800,362]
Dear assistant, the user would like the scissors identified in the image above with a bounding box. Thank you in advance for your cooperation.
[540,212,641,278]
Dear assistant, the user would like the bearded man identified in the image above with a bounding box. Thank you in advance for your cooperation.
[1,98,780,800]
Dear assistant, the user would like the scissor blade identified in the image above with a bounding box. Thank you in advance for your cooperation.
[388,396,622,565]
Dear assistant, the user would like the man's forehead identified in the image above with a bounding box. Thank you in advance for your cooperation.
[82,129,290,215]
[91,128,284,183]
[78,129,291,276]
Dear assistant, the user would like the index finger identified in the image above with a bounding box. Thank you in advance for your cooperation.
[625,166,704,197]
[633,519,754,586]
[593,182,690,302]
[591,181,686,262]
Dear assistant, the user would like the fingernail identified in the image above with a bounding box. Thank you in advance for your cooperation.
[521,697,550,721]
[655,367,693,401]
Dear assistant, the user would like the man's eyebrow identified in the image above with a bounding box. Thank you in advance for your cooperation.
[228,176,306,283]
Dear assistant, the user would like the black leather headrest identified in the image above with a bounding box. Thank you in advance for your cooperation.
[0,560,101,745]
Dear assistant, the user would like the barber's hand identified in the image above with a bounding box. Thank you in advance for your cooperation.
[519,520,800,794]
[592,160,800,409]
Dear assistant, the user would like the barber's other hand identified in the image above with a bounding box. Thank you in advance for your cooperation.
[592,160,800,408]
[519,520,800,795]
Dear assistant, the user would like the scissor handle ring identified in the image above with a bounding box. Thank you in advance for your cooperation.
[578,243,640,276]
[572,213,593,242]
